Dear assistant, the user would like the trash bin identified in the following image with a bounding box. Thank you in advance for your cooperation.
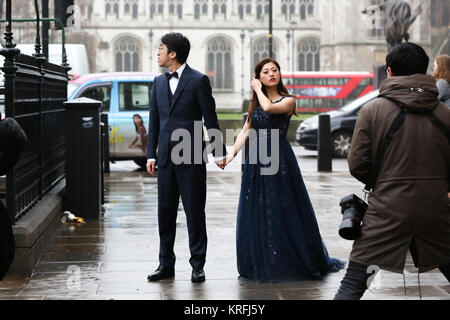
[64,97,102,220]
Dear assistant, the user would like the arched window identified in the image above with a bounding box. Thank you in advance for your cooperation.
[213,4,219,18]
[113,3,119,18]
[150,4,155,18]
[115,37,141,72]
[289,4,295,19]
[251,37,278,70]
[195,0,208,17]
[106,0,120,18]
[158,3,164,14]
[169,4,174,14]
[221,4,226,19]
[88,4,93,20]
[212,0,226,19]
[132,3,138,19]
[177,4,183,19]
[207,37,233,90]
[256,5,262,20]
[300,5,306,20]
[297,38,320,71]
[194,3,200,19]
[125,3,130,13]
[238,0,251,17]
[299,0,314,20]
[282,4,287,19]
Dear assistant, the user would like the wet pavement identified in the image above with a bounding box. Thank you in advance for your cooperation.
[0,147,449,300]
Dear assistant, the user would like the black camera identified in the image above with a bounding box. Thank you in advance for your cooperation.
[338,194,368,240]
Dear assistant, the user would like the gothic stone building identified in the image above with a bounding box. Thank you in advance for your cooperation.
[67,0,443,111]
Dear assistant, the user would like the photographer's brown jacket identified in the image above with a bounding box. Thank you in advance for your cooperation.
[348,74,450,273]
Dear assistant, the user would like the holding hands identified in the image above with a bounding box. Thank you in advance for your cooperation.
[216,152,235,170]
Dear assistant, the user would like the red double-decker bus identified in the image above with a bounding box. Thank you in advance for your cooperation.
[282,72,374,113]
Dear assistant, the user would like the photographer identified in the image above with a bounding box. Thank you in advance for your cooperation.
[334,43,450,300]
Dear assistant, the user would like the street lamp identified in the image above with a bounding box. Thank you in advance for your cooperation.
[240,30,245,101]
[286,29,291,74]
[289,21,297,73]
[248,29,254,76]
[148,29,153,72]
[268,0,273,58]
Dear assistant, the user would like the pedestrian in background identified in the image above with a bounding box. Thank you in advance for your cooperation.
[433,55,450,107]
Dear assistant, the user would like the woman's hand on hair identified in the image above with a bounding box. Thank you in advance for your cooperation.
[251,78,262,92]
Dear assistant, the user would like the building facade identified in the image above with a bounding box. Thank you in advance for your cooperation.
[6,0,442,111]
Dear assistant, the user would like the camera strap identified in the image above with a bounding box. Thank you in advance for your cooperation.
[364,106,406,192]
[363,95,450,193]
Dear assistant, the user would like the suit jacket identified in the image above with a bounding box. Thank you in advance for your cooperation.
[147,65,227,167]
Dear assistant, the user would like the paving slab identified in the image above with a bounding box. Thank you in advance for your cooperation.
[1,147,448,300]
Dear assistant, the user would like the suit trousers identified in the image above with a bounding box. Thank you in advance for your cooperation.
[157,158,207,270]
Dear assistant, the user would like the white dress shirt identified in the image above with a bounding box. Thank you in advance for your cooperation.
[168,63,186,95]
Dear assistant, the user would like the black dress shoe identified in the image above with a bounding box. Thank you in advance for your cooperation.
[147,265,175,281]
[191,268,205,282]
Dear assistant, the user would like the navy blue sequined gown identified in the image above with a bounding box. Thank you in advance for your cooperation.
[236,97,345,283]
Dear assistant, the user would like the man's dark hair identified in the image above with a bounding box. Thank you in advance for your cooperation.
[161,33,190,64]
[386,42,429,76]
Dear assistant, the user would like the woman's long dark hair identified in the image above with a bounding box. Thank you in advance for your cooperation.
[247,57,296,121]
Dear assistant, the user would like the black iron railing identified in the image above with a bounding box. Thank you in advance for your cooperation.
[0,0,69,222]
[2,54,68,222]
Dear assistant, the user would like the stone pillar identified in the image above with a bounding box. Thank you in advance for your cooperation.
[163,0,169,19]
[184,0,194,16]
[227,0,232,19]
[232,0,238,15]
[208,0,213,19]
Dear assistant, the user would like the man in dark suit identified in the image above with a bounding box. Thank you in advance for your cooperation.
[146,33,227,283]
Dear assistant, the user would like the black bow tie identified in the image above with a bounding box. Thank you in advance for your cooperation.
[165,71,179,80]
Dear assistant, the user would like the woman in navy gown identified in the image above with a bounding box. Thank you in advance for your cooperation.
[222,58,345,282]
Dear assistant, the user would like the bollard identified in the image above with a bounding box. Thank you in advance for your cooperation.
[101,113,110,174]
[100,121,105,205]
[318,114,332,172]
[64,97,102,220]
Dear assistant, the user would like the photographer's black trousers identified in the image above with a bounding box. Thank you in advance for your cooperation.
[334,261,450,300]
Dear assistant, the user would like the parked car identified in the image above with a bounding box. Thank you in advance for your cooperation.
[296,90,380,158]
[68,72,158,168]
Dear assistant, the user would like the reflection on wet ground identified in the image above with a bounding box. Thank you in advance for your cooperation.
[1,148,449,300]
